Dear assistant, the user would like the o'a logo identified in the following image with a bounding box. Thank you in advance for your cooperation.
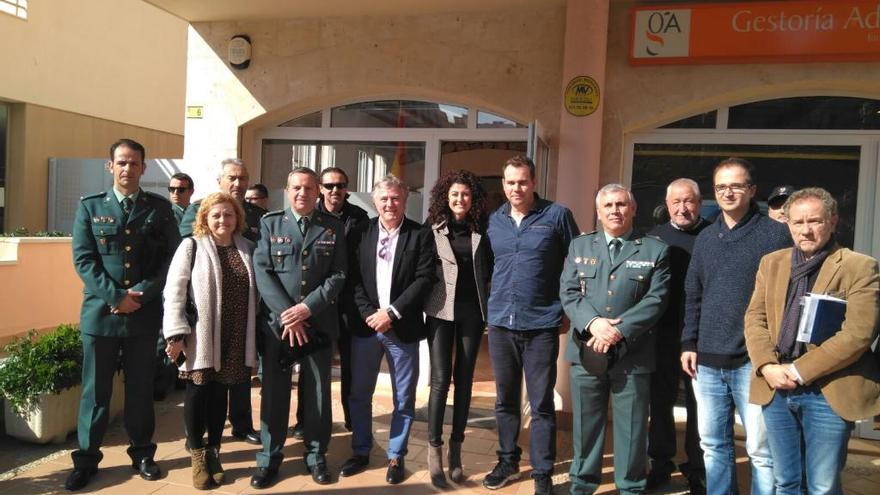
[633,9,691,59]
[564,76,600,117]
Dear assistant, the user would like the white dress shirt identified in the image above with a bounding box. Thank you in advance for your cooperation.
[376,221,402,318]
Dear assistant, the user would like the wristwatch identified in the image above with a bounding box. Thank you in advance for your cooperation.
[386,308,399,322]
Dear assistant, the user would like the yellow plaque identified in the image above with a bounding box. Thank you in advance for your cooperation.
[564,76,600,117]
[186,106,204,119]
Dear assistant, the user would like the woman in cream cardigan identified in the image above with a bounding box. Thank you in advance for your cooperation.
[163,192,257,490]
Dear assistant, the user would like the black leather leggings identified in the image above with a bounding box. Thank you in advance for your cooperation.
[426,315,484,447]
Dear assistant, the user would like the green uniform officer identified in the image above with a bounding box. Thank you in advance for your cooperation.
[65,139,181,492]
[560,184,670,495]
[250,167,346,489]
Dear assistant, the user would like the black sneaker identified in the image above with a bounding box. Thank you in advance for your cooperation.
[533,474,553,495]
[482,461,520,490]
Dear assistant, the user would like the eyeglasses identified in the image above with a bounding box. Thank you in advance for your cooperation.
[245,196,266,201]
[167,186,190,193]
[322,182,348,190]
[713,183,751,194]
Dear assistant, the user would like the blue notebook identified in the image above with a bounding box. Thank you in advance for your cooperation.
[797,293,846,345]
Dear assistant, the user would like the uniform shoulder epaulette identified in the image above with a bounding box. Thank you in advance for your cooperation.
[80,191,106,201]
[263,209,285,218]
[576,230,598,238]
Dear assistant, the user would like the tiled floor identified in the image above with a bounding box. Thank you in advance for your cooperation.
[1,377,879,494]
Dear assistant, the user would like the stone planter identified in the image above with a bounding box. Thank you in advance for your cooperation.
[3,372,125,444]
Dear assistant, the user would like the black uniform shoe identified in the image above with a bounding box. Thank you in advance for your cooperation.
[132,458,161,481]
[305,459,332,485]
[339,455,370,477]
[385,457,405,484]
[250,467,279,489]
[64,468,97,491]
[232,428,262,445]
[287,423,304,440]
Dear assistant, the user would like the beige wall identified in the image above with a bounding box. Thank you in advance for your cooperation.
[5,103,183,231]
[182,8,566,186]
[0,0,187,135]
[0,239,82,345]
[600,1,880,186]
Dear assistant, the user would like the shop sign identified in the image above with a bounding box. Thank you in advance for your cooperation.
[564,76,601,116]
[630,1,880,65]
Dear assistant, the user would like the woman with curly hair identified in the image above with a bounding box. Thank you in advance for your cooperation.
[163,192,258,490]
[423,169,494,487]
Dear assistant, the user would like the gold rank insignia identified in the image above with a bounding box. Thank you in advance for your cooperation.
[574,256,582,264]
[590,258,597,265]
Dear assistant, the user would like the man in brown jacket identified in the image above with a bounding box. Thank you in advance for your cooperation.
[745,187,880,494]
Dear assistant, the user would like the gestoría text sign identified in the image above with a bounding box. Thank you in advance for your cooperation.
[630,1,880,65]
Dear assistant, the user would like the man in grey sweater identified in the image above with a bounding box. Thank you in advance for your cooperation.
[681,158,790,495]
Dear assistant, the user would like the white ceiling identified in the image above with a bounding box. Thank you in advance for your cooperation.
[143,0,567,22]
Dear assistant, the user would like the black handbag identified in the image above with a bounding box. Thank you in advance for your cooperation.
[184,237,198,327]
[277,326,332,370]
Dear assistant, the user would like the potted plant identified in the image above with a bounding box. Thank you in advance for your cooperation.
[0,324,124,443]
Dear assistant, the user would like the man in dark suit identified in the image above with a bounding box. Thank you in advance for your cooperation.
[290,167,369,438]
[646,178,708,493]
[560,183,670,495]
[250,167,347,488]
[339,174,436,485]
[65,139,181,491]
[179,158,265,445]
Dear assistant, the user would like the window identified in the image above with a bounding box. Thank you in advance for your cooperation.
[660,110,717,129]
[261,139,426,219]
[330,100,467,128]
[0,0,27,20]
[477,111,526,128]
[279,111,321,128]
[631,143,859,248]
[729,97,880,130]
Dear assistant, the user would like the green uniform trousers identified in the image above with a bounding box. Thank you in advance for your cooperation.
[570,364,650,495]
[72,332,157,469]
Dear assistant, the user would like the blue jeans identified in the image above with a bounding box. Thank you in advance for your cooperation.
[763,386,852,495]
[692,363,774,495]
[488,326,558,476]
[349,331,419,460]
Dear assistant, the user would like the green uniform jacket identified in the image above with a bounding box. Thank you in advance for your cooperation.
[72,190,181,337]
[253,208,347,341]
[179,199,266,242]
[560,230,671,374]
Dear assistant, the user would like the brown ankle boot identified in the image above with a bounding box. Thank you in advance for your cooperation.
[205,446,225,485]
[190,447,212,490]
[448,440,463,483]
[427,445,448,488]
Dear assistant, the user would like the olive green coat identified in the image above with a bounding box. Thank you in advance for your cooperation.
[72,190,181,337]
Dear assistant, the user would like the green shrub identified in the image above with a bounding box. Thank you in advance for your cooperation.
[0,325,82,414]
[0,227,69,237]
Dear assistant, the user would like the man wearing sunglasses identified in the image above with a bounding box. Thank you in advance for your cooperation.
[288,168,369,439]
[246,184,270,211]
[168,173,194,225]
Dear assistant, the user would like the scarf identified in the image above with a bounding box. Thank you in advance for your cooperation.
[776,241,833,359]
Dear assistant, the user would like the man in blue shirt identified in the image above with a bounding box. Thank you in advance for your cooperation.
[482,156,579,495]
